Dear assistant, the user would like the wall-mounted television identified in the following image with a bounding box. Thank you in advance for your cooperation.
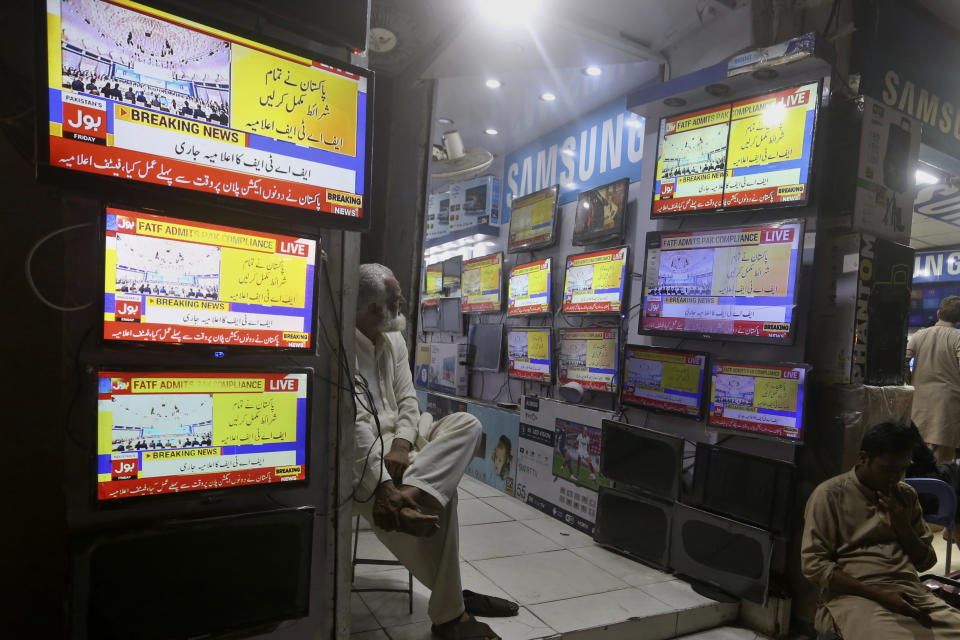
[469,324,503,372]
[600,420,684,500]
[621,345,708,420]
[41,0,373,229]
[507,184,560,252]
[651,82,820,217]
[558,328,619,393]
[422,261,443,307]
[639,220,804,344]
[508,258,551,316]
[438,297,464,334]
[96,370,309,502]
[103,208,317,350]
[507,327,552,383]
[561,246,629,314]
[572,178,629,246]
[594,486,673,570]
[707,361,809,441]
[462,252,503,313]
[442,255,462,297]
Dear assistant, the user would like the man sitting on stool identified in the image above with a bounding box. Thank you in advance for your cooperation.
[351,263,518,640]
[801,422,960,639]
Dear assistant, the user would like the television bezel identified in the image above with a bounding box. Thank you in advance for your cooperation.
[437,296,464,334]
[506,326,553,383]
[649,80,823,219]
[557,327,620,393]
[620,344,709,421]
[599,419,685,501]
[36,0,375,232]
[638,218,806,345]
[420,302,441,332]
[92,366,314,507]
[594,485,673,571]
[461,251,504,314]
[99,204,322,354]
[572,177,631,246]
[560,245,631,315]
[441,255,463,297]
[706,359,811,444]
[507,184,561,253]
[468,323,504,372]
[507,257,552,317]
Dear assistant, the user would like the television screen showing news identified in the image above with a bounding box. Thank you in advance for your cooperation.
[508,185,559,252]
[640,220,803,343]
[422,262,442,307]
[45,0,370,224]
[462,252,502,313]
[652,82,819,216]
[622,345,707,419]
[707,362,807,440]
[508,258,551,316]
[561,246,628,314]
[558,328,619,393]
[97,370,309,501]
[507,327,552,383]
[104,208,317,349]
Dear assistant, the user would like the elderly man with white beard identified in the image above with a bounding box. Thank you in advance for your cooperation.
[350,263,517,640]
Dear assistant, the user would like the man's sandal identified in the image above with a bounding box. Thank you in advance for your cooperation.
[431,617,500,640]
[462,590,520,617]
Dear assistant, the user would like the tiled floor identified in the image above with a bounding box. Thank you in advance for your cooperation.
[350,475,770,640]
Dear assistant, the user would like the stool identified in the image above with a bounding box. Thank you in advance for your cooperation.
[351,514,413,613]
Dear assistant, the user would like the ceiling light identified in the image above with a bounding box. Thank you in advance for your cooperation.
[437,117,454,125]
[484,128,499,135]
[479,0,541,26]
[584,66,602,77]
[485,78,502,89]
[752,68,779,81]
[705,83,731,97]
[916,169,940,185]
[663,97,686,107]
[540,91,556,102]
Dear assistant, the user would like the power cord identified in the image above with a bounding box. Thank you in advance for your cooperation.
[25,222,95,311]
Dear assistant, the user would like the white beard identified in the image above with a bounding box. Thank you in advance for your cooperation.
[375,309,407,335]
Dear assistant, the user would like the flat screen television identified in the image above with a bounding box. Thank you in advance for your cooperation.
[621,345,708,420]
[438,297,464,334]
[707,361,809,441]
[573,178,630,246]
[671,503,774,604]
[558,328,619,393]
[507,327,552,383]
[96,370,309,502]
[442,256,462,297]
[561,246,629,314]
[462,252,503,313]
[553,418,608,492]
[687,444,795,533]
[103,208,318,349]
[639,219,804,344]
[600,420,684,500]
[41,0,373,229]
[469,324,503,372]
[508,258,551,316]
[421,302,441,332]
[507,184,560,252]
[594,486,672,570]
[71,507,313,639]
[422,261,443,307]
[651,81,820,217]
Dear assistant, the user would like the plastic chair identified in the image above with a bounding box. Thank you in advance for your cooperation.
[351,514,413,613]
[905,477,958,573]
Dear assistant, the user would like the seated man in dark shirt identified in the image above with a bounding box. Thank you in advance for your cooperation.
[123,88,135,102]
[71,77,84,91]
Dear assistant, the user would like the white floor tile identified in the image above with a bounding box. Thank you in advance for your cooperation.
[352,530,404,577]
[459,521,561,561]
[458,485,475,500]
[357,568,431,628]
[571,545,674,586]
[460,475,505,498]
[527,587,674,633]
[481,496,547,521]
[350,593,382,633]
[520,517,596,548]
[350,629,391,640]
[678,626,760,639]
[640,579,719,611]
[675,601,740,637]
[478,606,555,640]
[459,498,513,526]
[560,612,678,640]
[460,561,515,601]
[471,549,629,605]
[382,620,434,640]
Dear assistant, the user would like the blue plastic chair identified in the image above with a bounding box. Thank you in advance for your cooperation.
[905,477,957,573]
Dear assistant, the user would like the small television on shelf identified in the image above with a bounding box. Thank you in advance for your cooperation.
[600,420,684,500]
[442,256,462,297]
[686,444,795,533]
[573,178,630,246]
[422,261,443,307]
[651,81,820,217]
[438,297,464,334]
[507,327,552,383]
[462,252,503,313]
[508,258,551,316]
[671,503,774,604]
[71,508,313,639]
[561,246,629,314]
[507,184,560,252]
[40,0,373,229]
[707,360,809,441]
[421,303,441,332]
[96,369,310,502]
[103,208,318,350]
[558,328,619,393]
[639,219,804,344]
[594,486,673,570]
[621,345,708,420]
[468,324,504,372]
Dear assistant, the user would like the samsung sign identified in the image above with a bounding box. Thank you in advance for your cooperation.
[502,97,644,222]
[914,246,960,284]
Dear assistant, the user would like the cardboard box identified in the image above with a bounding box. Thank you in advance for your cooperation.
[425,191,451,241]
[449,176,500,231]
[428,342,469,396]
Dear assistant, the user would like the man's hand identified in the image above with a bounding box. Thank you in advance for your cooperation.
[873,588,932,626]
[384,438,412,483]
[371,481,419,532]
[878,484,911,531]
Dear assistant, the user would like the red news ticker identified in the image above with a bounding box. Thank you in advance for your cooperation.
[709,415,794,438]
[103,320,309,348]
[98,467,307,500]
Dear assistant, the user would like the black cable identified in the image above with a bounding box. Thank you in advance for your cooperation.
[823,0,840,36]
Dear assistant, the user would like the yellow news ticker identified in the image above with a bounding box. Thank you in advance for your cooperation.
[135,219,276,253]
[130,378,266,393]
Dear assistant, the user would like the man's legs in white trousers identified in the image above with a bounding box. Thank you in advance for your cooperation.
[354,411,481,624]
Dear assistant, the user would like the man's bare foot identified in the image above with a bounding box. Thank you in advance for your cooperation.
[398,506,440,537]
[397,484,444,517]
